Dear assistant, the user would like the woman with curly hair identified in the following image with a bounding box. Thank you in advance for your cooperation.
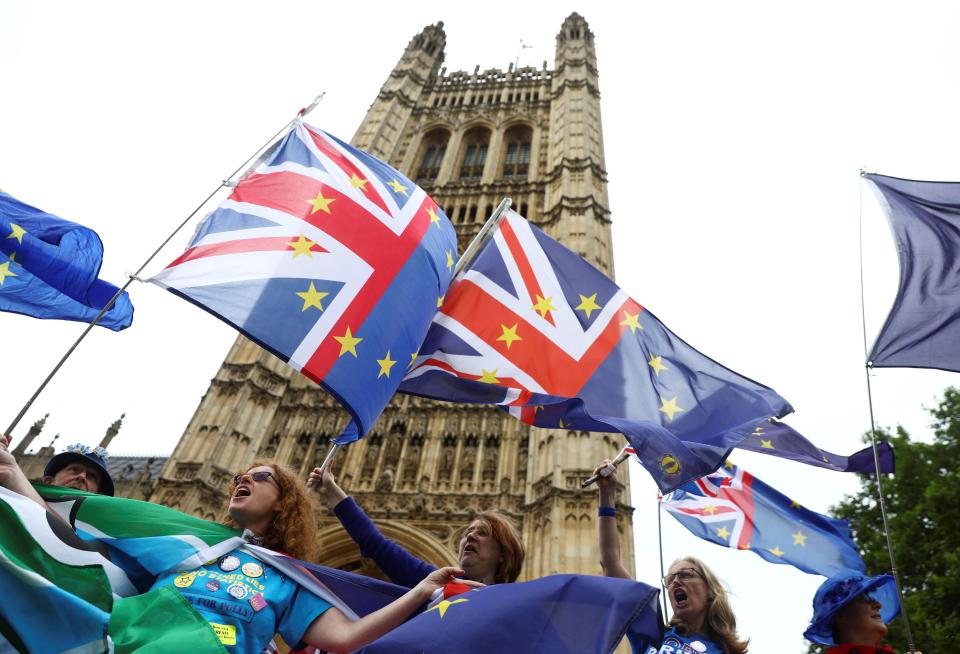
[592,459,749,654]
[150,461,480,654]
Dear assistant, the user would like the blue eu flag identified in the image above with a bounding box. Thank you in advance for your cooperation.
[0,192,133,330]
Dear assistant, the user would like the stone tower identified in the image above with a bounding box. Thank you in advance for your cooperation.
[149,13,633,581]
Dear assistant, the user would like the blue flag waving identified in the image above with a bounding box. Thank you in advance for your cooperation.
[865,173,960,372]
[662,461,866,577]
[0,191,133,330]
[400,210,795,491]
[150,121,458,443]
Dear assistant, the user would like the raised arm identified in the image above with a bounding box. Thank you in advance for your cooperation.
[310,467,437,587]
[594,459,633,580]
[0,434,46,507]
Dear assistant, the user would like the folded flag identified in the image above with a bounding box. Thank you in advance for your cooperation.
[400,209,793,491]
[0,191,133,330]
[863,173,960,372]
[661,461,866,577]
[355,574,663,654]
[150,121,458,443]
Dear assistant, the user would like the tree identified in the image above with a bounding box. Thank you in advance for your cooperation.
[809,387,960,651]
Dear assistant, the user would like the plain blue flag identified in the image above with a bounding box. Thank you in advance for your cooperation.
[0,191,133,330]
[865,173,960,372]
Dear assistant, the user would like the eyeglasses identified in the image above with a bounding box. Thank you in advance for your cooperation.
[662,568,701,587]
[233,471,279,487]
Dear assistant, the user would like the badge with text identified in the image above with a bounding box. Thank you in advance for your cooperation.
[248,592,267,613]
[174,572,196,588]
[205,580,221,592]
[227,582,249,600]
[241,561,263,578]
[209,622,237,646]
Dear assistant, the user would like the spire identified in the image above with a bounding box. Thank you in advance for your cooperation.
[12,413,49,456]
[99,413,125,450]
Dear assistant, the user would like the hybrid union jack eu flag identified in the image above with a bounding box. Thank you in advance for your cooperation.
[150,121,458,443]
[399,210,793,491]
[661,461,866,577]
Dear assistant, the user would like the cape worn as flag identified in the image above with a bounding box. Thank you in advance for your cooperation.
[0,191,133,330]
[355,574,663,654]
[150,121,458,443]
[661,462,866,577]
[864,173,960,372]
[400,209,794,491]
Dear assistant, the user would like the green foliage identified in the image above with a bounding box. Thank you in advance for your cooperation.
[807,387,960,652]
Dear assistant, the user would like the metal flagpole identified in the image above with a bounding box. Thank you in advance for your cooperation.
[4,93,326,439]
[316,198,513,473]
[858,169,916,651]
[656,496,670,619]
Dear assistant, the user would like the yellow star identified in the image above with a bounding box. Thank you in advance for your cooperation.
[703,504,718,515]
[659,396,685,421]
[436,294,444,308]
[716,526,730,540]
[388,179,409,195]
[0,261,17,286]
[7,251,15,263]
[620,310,642,334]
[409,351,419,368]
[305,190,335,215]
[478,369,499,384]
[6,223,25,244]
[427,206,441,226]
[426,597,469,618]
[790,499,802,509]
[333,326,362,357]
[497,323,522,349]
[349,174,368,190]
[376,351,397,379]
[760,439,774,449]
[575,293,602,319]
[724,460,736,469]
[295,282,329,312]
[792,530,807,546]
[288,235,317,259]
[768,546,784,558]
[445,250,453,270]
[648,355,668,376]
[559,418,566,428]
[532,294,556,319]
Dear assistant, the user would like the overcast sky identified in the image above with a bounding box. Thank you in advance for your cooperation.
[2,1,958,650]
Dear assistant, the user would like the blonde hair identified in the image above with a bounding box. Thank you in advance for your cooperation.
[668,557,749,654]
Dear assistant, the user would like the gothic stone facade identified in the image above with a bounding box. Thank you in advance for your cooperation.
[148,13,635,582]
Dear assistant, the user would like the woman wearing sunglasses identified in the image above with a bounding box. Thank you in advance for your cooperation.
[803,570,922,653]
[592,459,749,654]
[149,462,481,654]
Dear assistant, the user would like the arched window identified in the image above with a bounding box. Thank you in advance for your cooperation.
[501,124,532,180]
[459,127,491,181]
[416,129,450,183]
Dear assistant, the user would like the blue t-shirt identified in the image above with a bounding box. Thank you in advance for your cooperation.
[151,549,332,654]
[644,627,724,654]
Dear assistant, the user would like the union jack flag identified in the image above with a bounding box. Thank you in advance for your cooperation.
[399,210,793,491]
[151,121,458,442]
[661,461,865,577]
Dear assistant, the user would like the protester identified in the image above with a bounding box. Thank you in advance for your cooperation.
[0,436,114,502]
[593,458,749,654]
[310,467,524,587]
[804,570,922,653]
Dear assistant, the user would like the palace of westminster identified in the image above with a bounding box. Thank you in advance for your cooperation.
[14,13,636,583]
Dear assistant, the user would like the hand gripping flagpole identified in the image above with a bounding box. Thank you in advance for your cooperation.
[859,169,916,651]
[315,198,513,475]
[4,93,327,440]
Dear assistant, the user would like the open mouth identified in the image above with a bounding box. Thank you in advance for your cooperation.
[673,589,688,604]
[462,544,478,556]
[233,486,252,499]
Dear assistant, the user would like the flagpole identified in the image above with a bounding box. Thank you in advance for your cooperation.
[858,169,916,651]
[4,93,326,440]
[656,497,670,619]
[453,198,512,278]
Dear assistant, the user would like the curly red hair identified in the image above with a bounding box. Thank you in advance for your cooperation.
[225,460,318,562]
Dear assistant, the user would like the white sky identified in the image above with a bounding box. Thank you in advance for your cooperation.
[1,1,958,650]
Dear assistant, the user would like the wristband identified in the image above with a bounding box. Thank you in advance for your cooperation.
[598,505,616,518]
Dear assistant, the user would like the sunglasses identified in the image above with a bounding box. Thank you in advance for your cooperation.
[233,470,279,487]
[662,568,701,587]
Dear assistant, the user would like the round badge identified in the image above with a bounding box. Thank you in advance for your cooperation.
[227,583,249,600]
[219,555,241,572]
[690,642,707,653]
[241,562,263,578]
[173,573,196,588]
[205,580,221,592]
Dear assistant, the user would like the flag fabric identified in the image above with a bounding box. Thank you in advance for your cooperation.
[355,574,663,654]
[0,191,133,330]
[864,173,960,372]
[150,121,458,443]
[661,462,866,577]
[400,209,793,491]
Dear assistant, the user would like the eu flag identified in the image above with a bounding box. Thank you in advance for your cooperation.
[0,192,133,330]
[662,461,866,577]
[865,173,960,372]
[355,574,663,654]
